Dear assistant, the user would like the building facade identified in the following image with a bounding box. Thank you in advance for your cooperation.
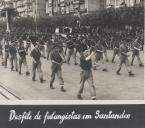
[0,0,13,11]
[32,0,46,17]
[106,0,144,8]
[46,0,107,16]
[1,0,143,18]
[13,0,33,17]
[0,0,13,21]
[12,0,46,17]
[46,0,86,15]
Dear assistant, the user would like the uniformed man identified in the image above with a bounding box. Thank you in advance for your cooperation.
[116,40,134,76]
[9,41,18,72]
[46,36,54,60]
[72,35,79,65]
[0,41,3,61]
[76,35,88,55]
[25,36,32,54]
[130,38,144,67]
[66,35,77,65]
[88,37,96,53]
[18,41,30,75]
[38,38,46,59]
[4,40,9,68]
[30,42,45,83]
[49,44,66,92]
[93,40,107,71]
[77,49,96,100]
[111,41,120,63]
[102,39,109,62]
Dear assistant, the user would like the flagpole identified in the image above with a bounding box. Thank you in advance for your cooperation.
[5,0,10,33]
[6,7,10,33]
[35,0,38,35]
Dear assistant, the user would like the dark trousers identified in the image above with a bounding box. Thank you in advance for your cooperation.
[117,55,131,73]
[94,53,106,69]
[19,56,29,73]
[4,52,9,67]
[46,45,52,60]
[67,48,77,64]
[50,63,64,86]
[112,49,119,62]
[10,54,18,70]
[131,53,142,65]
[0,50,3,59]
[32,60,43,80]
[78,70,96,99]
[103,48,109,61]
[95,53,103,63]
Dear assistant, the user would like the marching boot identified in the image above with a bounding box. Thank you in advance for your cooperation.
[50,83,55,89]
[116,71,121,75]
[60,86,66,92]
[26,71,30,76]
[77,94,83,100]
[116,67,121,75]
[40,78,46,83]
[102,68,107,72]
[139,64,144,67]
[129,71,135,77]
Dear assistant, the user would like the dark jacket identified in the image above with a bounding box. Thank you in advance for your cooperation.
[30,48,41,62]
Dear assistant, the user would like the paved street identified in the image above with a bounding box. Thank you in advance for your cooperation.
[0,50,144,100]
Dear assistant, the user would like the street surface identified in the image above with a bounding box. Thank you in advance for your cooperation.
[0,50,144,100]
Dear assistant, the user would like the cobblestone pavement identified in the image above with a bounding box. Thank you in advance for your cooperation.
[0,50,144,100]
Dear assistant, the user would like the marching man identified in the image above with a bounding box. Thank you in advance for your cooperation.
[30,42,46,83]
[77,49,96,100]
[49,44,66,92]
[116,40,134,76]
[130,38,144,67]
[18,41,30,75]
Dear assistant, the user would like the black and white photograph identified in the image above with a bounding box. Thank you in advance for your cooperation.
[0,0,145,128]
[0,0,144,100]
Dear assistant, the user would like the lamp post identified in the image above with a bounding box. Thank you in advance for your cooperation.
[5,0,11,33]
